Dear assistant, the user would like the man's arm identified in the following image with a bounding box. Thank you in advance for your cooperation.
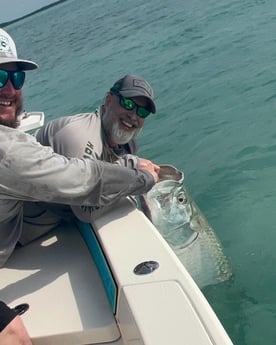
[0,126,156,206]
[71,156,160,222]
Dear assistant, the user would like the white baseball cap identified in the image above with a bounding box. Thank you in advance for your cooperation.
[0,28,38,70]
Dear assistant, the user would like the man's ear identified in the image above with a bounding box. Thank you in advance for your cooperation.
[104,92,113,107]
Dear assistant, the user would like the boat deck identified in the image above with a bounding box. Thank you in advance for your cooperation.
[0,223,120,345]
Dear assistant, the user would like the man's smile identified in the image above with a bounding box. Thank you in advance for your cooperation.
[0,100,12,106]
[121,119,135,129]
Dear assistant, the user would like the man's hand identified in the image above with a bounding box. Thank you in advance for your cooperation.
[0,316,32,345]
[138,158,160,183]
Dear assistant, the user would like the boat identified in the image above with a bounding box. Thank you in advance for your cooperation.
[18,111,45,132]
[0,114,234,345]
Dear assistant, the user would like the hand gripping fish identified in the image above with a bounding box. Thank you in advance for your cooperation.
[139,164,232,288]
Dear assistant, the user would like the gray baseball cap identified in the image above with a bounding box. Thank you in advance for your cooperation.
[110,74,156,113]
[0,28,38,70]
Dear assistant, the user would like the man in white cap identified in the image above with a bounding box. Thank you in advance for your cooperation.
[0,28,37,128]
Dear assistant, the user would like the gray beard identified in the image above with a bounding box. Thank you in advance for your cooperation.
[111,121,139,145]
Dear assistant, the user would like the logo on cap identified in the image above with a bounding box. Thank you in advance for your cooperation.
[0,35,12,56]
[133,79,152,96]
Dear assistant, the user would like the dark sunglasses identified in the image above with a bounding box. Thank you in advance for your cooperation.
[0,69,25,90]
[117,94,151,118]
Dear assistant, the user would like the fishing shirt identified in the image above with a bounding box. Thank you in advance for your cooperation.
[33,109,140,223]
[0,125,154,267]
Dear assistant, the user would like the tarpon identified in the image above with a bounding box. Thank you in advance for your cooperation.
[139,164,231,288]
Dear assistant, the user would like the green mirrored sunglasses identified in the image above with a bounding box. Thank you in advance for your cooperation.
[0,69,25,90]
[118,95,151,118]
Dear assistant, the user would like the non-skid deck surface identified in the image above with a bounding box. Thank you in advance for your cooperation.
[0,223,120,345]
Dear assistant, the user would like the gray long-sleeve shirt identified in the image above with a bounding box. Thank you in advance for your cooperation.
[34,110,141,222]
[0,125,154,266]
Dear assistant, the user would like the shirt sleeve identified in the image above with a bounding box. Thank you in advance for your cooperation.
[0,126,154,206]
[35,113,103,159]
[34,114,144,222]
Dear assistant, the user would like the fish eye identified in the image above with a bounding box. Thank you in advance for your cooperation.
[177,192,187,204]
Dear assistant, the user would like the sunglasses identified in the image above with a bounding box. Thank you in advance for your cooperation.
[117,94,151,118]
[0,69,26,90]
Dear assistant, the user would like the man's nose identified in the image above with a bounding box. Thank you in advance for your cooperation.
[2,79,16,92]
[128,107,138,118]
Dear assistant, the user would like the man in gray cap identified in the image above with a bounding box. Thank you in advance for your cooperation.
[31,74,157,228]
[35,74,155,156]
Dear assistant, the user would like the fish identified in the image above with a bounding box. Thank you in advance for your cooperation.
[139,164,232,288]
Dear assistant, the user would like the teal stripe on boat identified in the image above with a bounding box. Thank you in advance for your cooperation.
[77,221,117,313]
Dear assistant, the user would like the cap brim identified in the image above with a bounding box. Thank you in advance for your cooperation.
[148,100,156,114]
[0,57,38,70]
[120,90,156,114]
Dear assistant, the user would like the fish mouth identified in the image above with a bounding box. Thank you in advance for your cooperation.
[163,224,199,249]
[178,231,199,249]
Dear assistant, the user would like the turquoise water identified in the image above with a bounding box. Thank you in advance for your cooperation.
[5,0,276,343]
